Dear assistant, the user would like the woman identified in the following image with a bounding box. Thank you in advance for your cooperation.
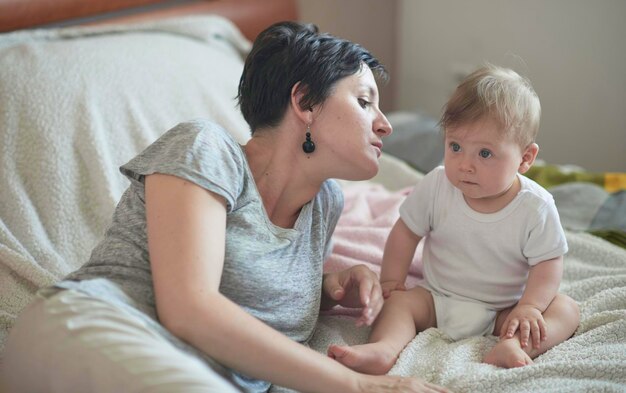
[4,22,448,393]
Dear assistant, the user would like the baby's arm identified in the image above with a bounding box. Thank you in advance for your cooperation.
[500,256,563,348]
[379,218,422,297]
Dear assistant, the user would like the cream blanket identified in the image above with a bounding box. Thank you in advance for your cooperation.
[0,15,251,354]
[308,184,626,393]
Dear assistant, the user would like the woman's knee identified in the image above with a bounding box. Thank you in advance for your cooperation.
[3,290,240,393]
[3,297,50,392]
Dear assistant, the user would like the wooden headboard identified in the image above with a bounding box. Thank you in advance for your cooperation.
[0,0,298,41]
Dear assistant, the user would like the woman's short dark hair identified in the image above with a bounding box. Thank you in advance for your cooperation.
[237,21,388,133]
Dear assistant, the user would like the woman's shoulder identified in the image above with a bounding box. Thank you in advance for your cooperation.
[132,118,246,166]
[165,118,242,148]
[318,179,344,216]
[120,119,248,208]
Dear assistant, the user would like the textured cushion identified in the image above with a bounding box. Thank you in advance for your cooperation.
[0,15,251,352]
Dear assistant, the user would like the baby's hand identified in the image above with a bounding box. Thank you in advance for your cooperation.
[500,304,546,349]
[380,280,406,299]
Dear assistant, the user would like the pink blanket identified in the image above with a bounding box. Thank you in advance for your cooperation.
[324,183,424,315]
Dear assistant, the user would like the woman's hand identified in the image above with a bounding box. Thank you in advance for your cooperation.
[322,264,384,327]
[499,304,546,349]
[357,374,450,393]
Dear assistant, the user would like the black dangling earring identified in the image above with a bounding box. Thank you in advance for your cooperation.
[302,125,315,154]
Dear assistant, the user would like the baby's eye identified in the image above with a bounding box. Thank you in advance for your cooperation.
[449,142,461,152]
[358,98,370,108]
[479,149,492,158]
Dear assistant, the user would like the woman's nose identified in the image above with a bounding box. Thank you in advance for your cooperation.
[375,111,393,137]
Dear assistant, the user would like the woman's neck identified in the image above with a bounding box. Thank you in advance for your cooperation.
[244,132,323,228]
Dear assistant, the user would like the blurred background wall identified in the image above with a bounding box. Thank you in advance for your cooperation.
[298,0,626,172]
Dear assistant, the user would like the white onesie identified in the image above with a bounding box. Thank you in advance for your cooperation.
[400,166,568,340]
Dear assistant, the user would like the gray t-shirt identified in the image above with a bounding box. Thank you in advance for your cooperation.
[58,119,343,392]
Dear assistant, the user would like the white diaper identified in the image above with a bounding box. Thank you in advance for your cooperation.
[431,291,498,341]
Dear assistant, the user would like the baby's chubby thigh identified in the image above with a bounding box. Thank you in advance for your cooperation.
[386,286,437,332]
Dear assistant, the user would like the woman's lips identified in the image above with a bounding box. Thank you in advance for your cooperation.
[372,142,383,157]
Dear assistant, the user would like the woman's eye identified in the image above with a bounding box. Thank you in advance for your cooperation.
[358,98,369,108]
[450,142,461,152]
[479,149,492,158]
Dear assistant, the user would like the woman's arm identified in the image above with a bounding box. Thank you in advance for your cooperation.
[379,218,422,296]
[145,173,359,391]
[145,174,447,393]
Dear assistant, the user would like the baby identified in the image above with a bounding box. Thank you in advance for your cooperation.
[328,64,580,373]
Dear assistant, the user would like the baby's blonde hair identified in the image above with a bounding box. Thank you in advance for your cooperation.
[440,64,541,148]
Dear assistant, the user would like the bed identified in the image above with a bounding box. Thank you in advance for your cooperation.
[1,1,625,392]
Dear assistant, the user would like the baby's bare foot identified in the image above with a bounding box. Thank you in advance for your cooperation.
[483,338,534,368]
[327,343,398,375]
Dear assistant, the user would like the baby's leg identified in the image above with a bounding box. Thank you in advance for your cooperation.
[484,293,580,368]
[328,286,436,375]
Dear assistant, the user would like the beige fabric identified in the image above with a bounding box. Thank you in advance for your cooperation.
[2,289,241,393]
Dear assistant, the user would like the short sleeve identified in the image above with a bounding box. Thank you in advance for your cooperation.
[120,119,245,212]
[524,199,569,265]
[399,166,442,237]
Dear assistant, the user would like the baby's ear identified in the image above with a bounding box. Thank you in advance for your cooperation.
[518,143,539,174]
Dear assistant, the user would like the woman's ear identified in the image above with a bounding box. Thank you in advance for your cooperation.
[518,142,539,174]
[290,82,313,125]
